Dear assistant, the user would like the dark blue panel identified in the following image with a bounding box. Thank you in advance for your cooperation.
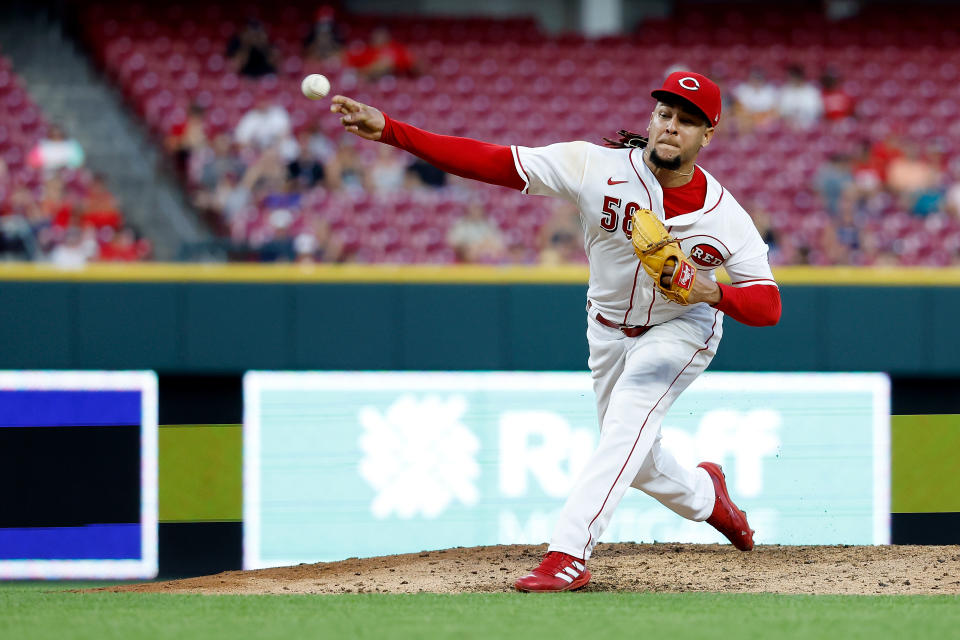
[931,288,960,374]
[291,284,401,369]
[0,524,141,559]
[711,287,823,371]
[823,287,926,373]
[0,390,141,427]
[400,285,505,369]
[0,283,73,368]
[183,285,289,371]
[75,284,181,369]
[505,285,587,370]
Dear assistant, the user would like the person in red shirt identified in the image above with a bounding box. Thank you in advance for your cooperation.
[98,228,142,261]
[820,73,855,121]
[80,174,123,230]
[345,27,416,80]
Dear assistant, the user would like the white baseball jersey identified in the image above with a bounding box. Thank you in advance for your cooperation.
[507,141,776,561]
[511,141,776,327]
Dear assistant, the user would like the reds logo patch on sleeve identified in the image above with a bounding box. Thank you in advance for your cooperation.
[689,243,725,268]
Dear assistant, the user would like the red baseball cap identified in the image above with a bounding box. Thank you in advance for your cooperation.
[651,71,722,127]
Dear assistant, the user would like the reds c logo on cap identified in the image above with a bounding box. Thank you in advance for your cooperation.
[651,71,722,126]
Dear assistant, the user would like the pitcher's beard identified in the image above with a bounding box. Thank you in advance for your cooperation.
[649,148,682,171]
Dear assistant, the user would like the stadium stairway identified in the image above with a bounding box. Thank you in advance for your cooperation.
[0,7,208,259]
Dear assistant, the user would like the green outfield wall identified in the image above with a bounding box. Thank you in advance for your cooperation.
[2,264,959,374]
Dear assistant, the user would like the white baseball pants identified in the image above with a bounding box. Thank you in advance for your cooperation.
[548,304,723,561]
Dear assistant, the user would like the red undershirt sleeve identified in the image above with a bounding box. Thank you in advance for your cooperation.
[379,113,526,190]
[714,283,782,327]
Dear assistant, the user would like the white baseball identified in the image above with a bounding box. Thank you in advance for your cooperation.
[301,74,330,100]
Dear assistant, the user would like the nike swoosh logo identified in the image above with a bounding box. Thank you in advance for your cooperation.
[607,178,628,185]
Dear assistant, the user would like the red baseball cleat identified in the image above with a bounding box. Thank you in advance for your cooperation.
[698,462,755,551]
[514,551,591,592]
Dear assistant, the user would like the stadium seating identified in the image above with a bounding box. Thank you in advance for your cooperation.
[0,50,148,261]
[78,2,960,265]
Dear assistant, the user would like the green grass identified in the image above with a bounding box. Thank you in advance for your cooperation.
[1,583,958,640]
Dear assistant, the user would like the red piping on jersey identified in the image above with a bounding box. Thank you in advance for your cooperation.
[627,148,653,209]
[513,146,531,192]
[643,283,656,325]
[624,149,653,324]
[674,234,733,255]
[622,263,643,325]
[702,187,725,215]
[581,309,720,560]
[730,278,778,286]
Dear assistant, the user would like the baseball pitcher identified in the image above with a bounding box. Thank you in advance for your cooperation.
[332,71,781,592]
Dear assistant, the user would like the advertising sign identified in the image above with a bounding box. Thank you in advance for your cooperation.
[244,372,889,568]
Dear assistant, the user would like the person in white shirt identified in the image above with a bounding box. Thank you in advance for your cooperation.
[778,65,824,129]
[234,99,296,160]
[733,68,778,130]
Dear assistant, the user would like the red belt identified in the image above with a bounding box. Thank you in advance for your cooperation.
[593,312,652,338]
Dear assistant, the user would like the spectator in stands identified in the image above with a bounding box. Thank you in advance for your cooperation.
[258,208,297,262]
[167,104,209,176]
[406,157,447,188]
[537,202,584,264]
[235,99,297,163]
[195,133,246,195]
[447,202,505,263]
[887,144,942,216]
[733,68,778,131]
[237,147,288,208]
[80,174,123,229]
[235,98,295,156]
[868,135,904,184]
[345,27,417,80]
[288,137,326,189]
[820,72,855,121]
[261,175,302,214]
[39,175,73,229]
[834,206,860,253]
[99,228,144,261]
[294,217,342,263]
[854,227,897,266]
[303,5,345,64]
[0,213,32,258]
[809,221,850,265]
[207,171,251,222]
[1,186,44,259]
[748,206,780,260]
[27,125,84,174]
[848,140,886,205]
[944,162,960,221]
[325,143,368,192]
[49,225,97,267]
[302,124,337,163]
[367,145,407,194]
[814,153,853,215]
[226,19,278,78]
[778,65,823,129]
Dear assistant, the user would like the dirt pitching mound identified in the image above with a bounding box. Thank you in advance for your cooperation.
[102,543,960,596]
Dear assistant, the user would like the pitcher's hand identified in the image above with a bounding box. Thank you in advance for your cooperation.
[330,95,385,141]
[661,261,722,305]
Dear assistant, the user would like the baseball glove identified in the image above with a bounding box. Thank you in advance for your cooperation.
[630,208,698,305]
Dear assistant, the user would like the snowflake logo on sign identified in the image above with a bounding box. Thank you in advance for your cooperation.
[358,394,480,519]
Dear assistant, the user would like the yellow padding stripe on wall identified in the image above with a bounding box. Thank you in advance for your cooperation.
[2,262,960,285]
